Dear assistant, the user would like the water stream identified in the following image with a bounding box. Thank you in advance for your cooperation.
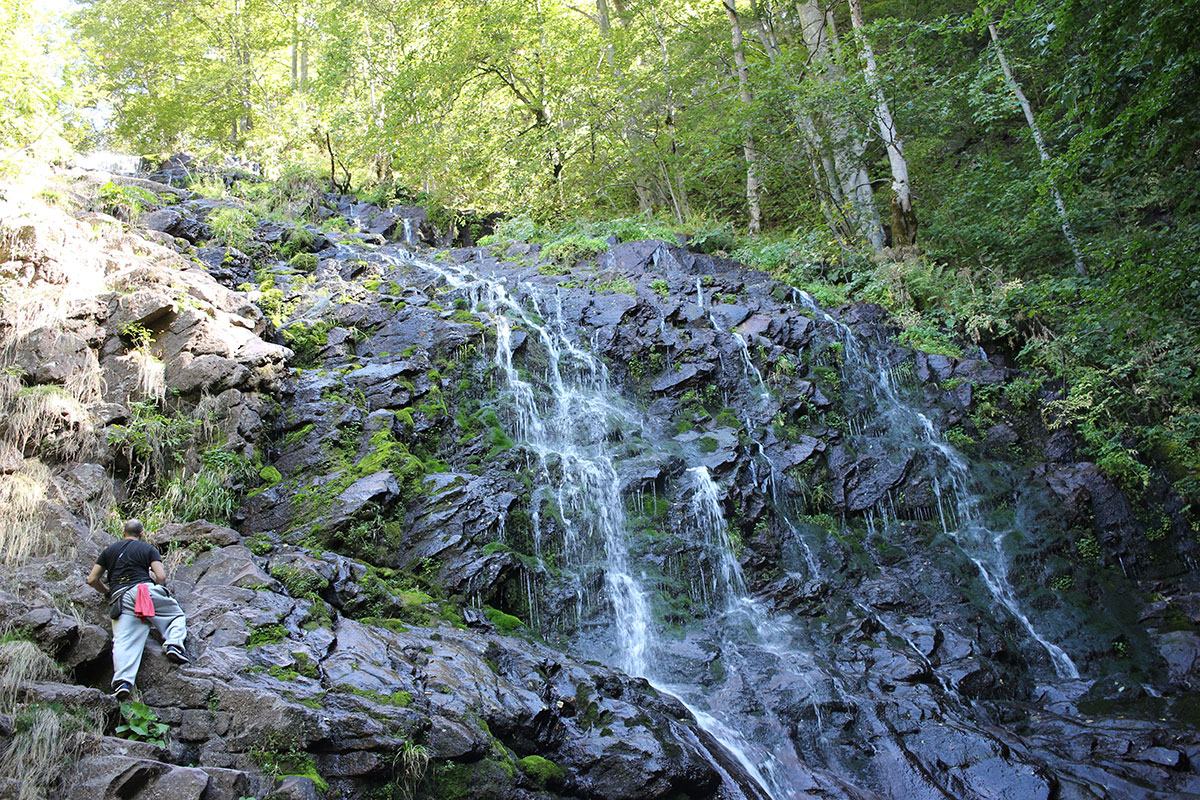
[792,291,1079,679]
[393,251,1082,798]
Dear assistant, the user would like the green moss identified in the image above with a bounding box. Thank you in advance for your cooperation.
[259,465,283,486]
[288,252,319,273]
[281,320,333,367]
[268,652,318,680]
[453,309,485,328]
[337,684,414,707]
[252,741,328,793]
[484,606,526,634]
[247,624,286,648]
[280,227,317,257]
[270,564,326,599]
[431,762,473,800]
[594,277,636,294]
[283,423,314,446]
[516,755,564,788]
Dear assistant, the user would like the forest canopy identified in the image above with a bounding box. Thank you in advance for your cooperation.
[4,0,1200,506]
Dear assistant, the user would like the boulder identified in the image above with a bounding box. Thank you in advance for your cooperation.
[142,209,210,243]
[153,520,241,549]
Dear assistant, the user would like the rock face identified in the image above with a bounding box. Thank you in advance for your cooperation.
[2,163,1199,800]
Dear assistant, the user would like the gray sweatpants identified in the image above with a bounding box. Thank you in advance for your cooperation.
[111,583,187,688]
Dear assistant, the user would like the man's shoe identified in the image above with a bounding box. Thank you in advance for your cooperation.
[112,681,133,700]
[164,644,190,665]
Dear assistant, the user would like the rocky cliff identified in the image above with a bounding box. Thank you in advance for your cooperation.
[1,159,1198,800]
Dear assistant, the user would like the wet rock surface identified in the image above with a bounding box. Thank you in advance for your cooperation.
[1,165,1198,800]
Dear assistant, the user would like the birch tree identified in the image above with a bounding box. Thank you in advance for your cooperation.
[988,18,1087,276]
[795,0,884,251]
[723,0,763,234]
[847,0,917,247]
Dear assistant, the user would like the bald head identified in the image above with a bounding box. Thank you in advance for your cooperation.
[123,519,144,538]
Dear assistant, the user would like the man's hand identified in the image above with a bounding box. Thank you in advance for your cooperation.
[86,563,108,595]
[151,561,167,586]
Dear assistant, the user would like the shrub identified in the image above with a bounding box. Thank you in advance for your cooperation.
[116,701,169,746]
[541,234,607,267]
[208,206,256,250]
[98,181,160,219]
[479,213,539,244]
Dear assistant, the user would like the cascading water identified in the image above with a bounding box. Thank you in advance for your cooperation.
[403,255,836,798]
[312,235,1185,799]
[410,258,655,675]
[792,290,1079,679]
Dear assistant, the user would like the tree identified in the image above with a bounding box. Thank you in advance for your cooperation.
[723,0,762,233]
[986,15,1086,275]
[847,0,916,247]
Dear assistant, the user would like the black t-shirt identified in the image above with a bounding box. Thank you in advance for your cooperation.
[96,539,162,592]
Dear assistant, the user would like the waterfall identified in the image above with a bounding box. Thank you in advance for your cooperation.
[74,151,141,174]
[402,217,415,246]
[411,258,655,674]
[687,466,748,609]
[403,255,824,797]
[793,291,1079,679]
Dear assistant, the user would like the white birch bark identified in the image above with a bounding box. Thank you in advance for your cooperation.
[796,0,884,250]
[724,0,763,234]
[988,21,1087,276]
[848,0,916,246]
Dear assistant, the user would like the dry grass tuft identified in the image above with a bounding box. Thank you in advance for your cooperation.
[7,384,95,461]
[0,638,61,706]
[0,459,57,565]
[0,702,100,800]
[126,348,165,402]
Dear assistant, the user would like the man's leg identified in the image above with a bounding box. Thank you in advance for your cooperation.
[147,584,187,649]
[111,592,151,688]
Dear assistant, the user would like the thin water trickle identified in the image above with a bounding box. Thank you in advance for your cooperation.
[793,291,1079,679]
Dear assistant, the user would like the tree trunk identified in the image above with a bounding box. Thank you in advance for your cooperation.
[796,0,884,250]
[724,0,762,234]
[848,0,916,247]
[291,14,298,90]
[988,21,1086,275]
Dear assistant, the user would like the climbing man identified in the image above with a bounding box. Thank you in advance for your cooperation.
[86,518,189,700]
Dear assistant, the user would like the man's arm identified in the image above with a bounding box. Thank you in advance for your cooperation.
[86,563,108,595]
[151,561,167,586]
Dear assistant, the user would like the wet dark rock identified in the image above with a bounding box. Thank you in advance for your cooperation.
[651,362,714,393]
[196,246,254,290]
[177,545,279,591]
[708,303,750,329]
[266,776,324,800]
[1157,631,1200,688]
[1137,746,1186,769]
[142,208,210,243]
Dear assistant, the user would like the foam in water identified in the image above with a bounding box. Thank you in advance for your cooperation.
[74,151,141,174]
